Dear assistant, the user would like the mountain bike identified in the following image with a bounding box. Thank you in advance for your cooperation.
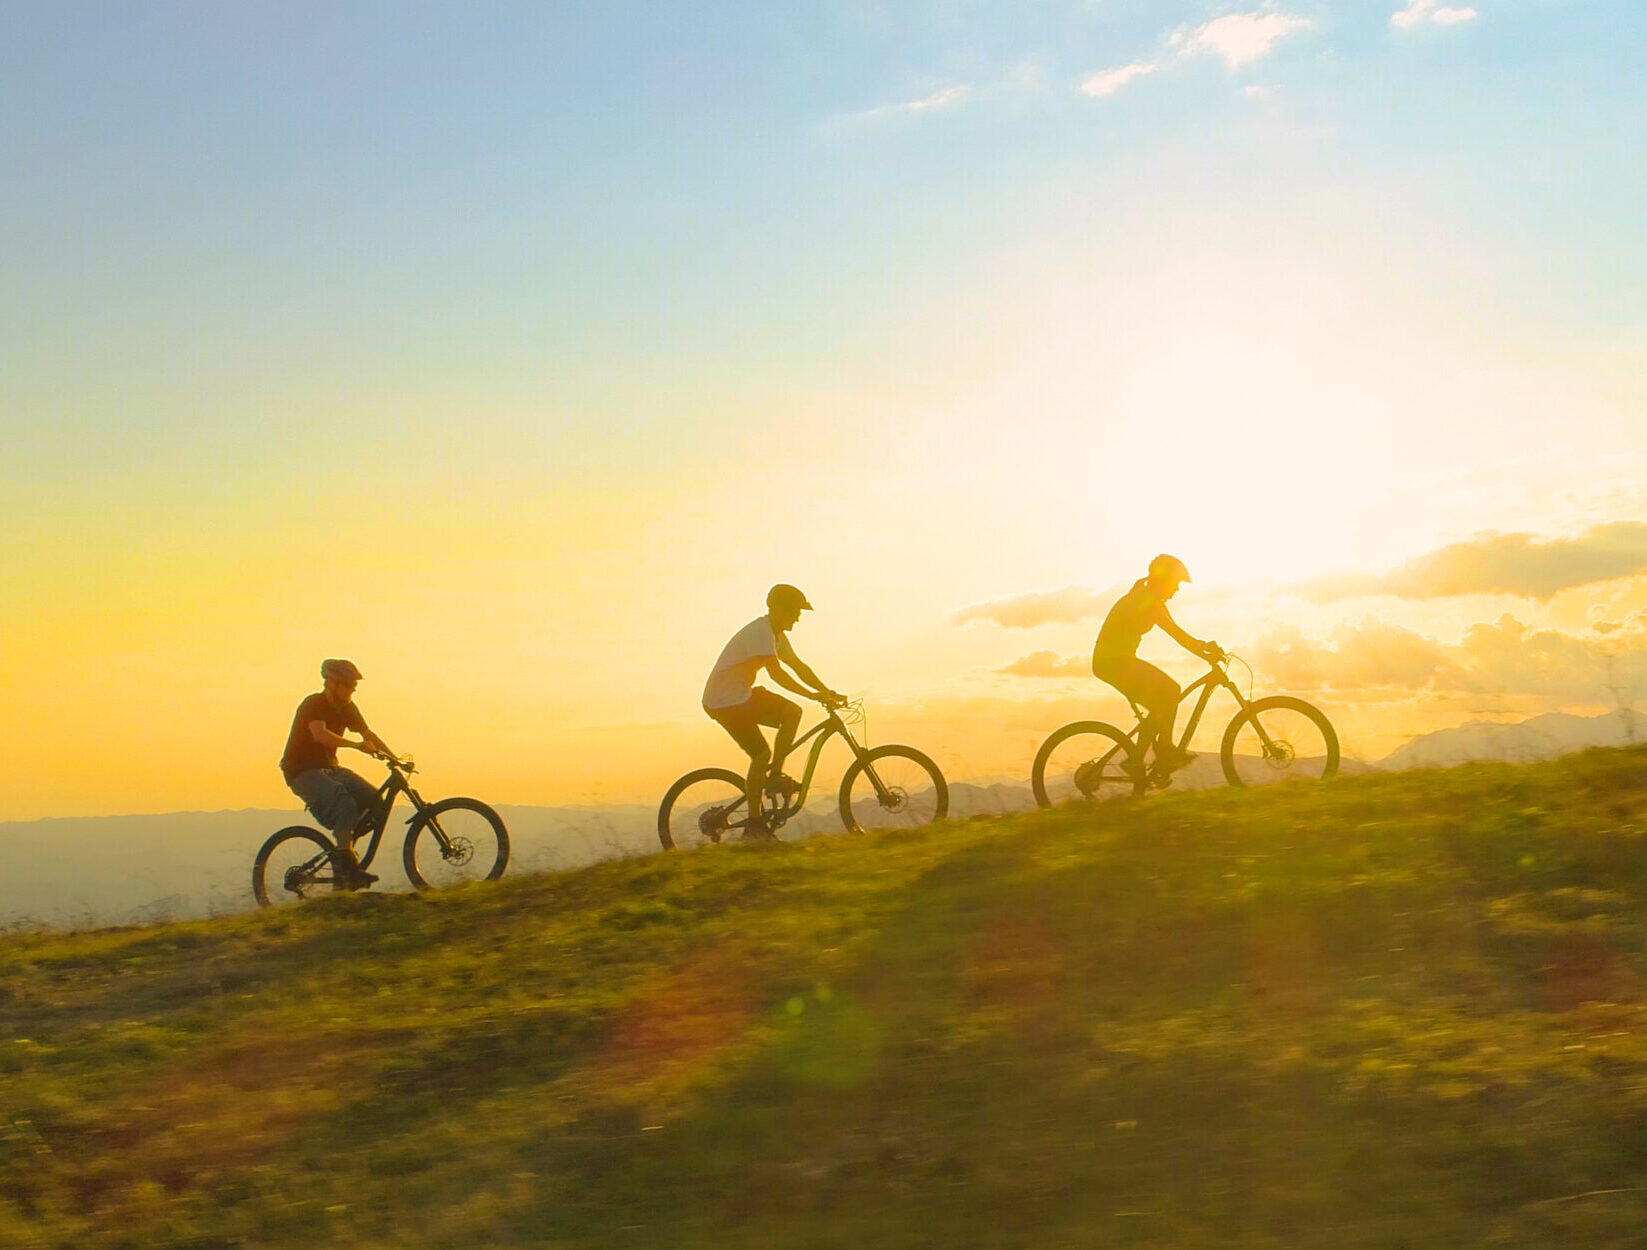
[658,698,948,849]
[253,755,509,906]
[1031,649,1339,807]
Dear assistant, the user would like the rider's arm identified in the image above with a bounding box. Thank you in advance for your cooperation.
[306,718,392,758]
[1158,608,1214,658]
[772,635,840,702]
[760,658,825,701]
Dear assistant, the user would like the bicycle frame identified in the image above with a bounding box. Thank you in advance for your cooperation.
[1167,663,1246,753]
[345,760,438,868]
[769,704,874,812]
[1114,657,1291,759]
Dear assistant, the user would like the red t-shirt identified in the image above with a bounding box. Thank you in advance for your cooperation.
[280,692,366,781]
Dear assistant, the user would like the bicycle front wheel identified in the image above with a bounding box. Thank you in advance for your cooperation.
[253,826,337,908]
[1221,696,1340,787]
[657,768,751,850]
[402,798,510,890]
[1031,721,1136,808]
[839,745,947,832]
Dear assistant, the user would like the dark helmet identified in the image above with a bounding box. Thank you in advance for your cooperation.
[1148,554,1191,584]
[766,583,814,613]
[320,658,363,682]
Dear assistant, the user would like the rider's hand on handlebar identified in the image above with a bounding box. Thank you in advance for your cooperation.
[1201,641,1226,663]
[816,689,846,708]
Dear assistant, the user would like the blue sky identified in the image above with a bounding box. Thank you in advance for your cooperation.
[4,1,1647,815]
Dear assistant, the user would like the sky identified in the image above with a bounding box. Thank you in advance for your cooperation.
[3,0,1647,819]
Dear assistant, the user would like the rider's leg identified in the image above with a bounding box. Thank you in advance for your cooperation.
[708,699,776,833]
[331,769,379,850]
[1132,663,1186,766]
[1094,657,1178,770]
[289,768,361,842]
[752,690,803,792]
[288,768,379,886]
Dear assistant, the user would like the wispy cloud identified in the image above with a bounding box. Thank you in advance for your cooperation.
[998,650,1090,678]
[1168,6,1313,70]
[1080,62,1158,98]
[828,84,973,130]
[952,585,1114,629]
[1391,0,1479,29]
[1294,523,1647,602]
[1254,613,1647,699]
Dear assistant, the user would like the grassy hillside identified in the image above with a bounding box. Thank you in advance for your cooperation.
[6,748,1647,1249]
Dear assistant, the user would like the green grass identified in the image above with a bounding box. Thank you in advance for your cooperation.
[7,747,1647,1248]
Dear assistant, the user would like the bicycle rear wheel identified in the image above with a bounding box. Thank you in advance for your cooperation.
[402,798,510,890]
[252,826,338,908]
[839,745,947,832]
[657,767,752,849]
[1221,696,1340,787]
[1031,721,1136,808]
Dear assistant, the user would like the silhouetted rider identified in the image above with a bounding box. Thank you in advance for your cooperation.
[702,584,842,839]
[1091,555,1222,780]
[280,659,398,888]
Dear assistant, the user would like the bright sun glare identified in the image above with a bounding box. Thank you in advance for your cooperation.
[1099,339,1392,586]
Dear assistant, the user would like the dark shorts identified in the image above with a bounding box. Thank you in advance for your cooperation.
[1091,654,1181,717]
[704,688,799,760]
[287,767,379,840]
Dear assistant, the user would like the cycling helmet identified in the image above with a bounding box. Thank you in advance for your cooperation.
[320,658,363,682]
[766,583,814,612]
[1148,554,1191,584]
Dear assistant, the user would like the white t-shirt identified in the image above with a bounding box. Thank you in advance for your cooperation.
[702,616,778,710]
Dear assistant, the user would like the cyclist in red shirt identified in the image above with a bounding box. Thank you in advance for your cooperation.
[280,659,397,887]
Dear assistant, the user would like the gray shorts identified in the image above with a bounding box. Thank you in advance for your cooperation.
[288,767,379,841]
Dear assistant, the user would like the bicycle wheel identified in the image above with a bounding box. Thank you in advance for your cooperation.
[657,767,752,850]
[1221,696,1340,787]
[252,826,338,908]
[839,745,947,833]
[402,798,510,891]
[1031,721,1136,809]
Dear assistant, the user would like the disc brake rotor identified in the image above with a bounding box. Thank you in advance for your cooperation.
[878,786,909,813]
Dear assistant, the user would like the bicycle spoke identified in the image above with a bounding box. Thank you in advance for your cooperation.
[252,827,338,908]
[1036,727,1134,806]
[1225,702,1336,786]
[404,799,509,890]
[659,771,754,848]
[840,747,946,832]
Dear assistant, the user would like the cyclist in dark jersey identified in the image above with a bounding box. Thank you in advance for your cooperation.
[280,658,397,888]
[1091,555,1221,781]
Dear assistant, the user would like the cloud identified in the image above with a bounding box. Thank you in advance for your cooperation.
[1251,614,1647,701]
[828,84,972,130]
[998,650,1090,679]
[952,585,1113,629]
[1297,522,1647,602]
[1080,62,1158,98]
[1391,0,1479,29]
[1168,6,1313,70]
[1253,621,1455,692]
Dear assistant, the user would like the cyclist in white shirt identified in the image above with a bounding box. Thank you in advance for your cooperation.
[702,584,842,838]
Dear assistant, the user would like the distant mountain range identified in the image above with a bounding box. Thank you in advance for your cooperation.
[1376,710,1642,771]
[6,712,1640,928]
